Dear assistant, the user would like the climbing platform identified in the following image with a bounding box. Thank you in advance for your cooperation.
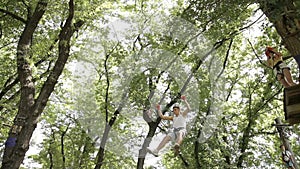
[284,84,300,124]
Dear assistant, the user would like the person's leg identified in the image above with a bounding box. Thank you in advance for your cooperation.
[175,132,183,145]
[277,74,290,87]
[174,131,186,155]
[156,135,171,152]
[290,161,296,169]
[147,135,172,156]
[282,68,296,86]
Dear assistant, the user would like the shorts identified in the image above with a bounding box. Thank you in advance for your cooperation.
[285,161,294,167]
[273,61,290,76]
[167,128,186,141]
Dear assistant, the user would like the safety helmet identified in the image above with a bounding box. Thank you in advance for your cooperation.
[265,46,274,57]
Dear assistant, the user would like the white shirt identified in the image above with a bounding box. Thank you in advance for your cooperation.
[173,113,186,129]
[282,150,292,162]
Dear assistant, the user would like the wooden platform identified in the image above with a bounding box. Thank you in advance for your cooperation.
[284,84,300,125]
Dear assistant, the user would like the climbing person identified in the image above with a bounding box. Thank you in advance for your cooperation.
[280,144,295,169]
[147,95,191,157]
[265,46,297,87]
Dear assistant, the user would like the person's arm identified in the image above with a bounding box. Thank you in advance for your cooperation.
[156,104,173,121]
[266,56,273,68]
[270,48,283,62]
[181,96,191,117]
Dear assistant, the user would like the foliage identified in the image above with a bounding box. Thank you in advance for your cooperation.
[1,0,300,168]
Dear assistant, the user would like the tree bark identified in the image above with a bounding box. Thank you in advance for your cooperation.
[1,1,48,168]
[1,0,84,168]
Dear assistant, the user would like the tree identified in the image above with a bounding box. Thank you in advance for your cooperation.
[1,0,300,168]
[0,0,84,168]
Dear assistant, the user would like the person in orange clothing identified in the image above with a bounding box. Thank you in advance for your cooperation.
[265,47,296,87]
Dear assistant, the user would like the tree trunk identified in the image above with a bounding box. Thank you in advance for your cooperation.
[137,121,159,169]
[194,128,202,168]
[1,1,48,168]
[94,101,127,169]
[94,123,113,169]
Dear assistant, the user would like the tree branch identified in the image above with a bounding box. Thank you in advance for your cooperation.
[247,38,269,68]
[216,38,233,81]
[0,8,27,23]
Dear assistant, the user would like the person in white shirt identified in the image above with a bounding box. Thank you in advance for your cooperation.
[147,95,191,156]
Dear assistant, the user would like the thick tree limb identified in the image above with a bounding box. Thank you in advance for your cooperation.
[94,91,129,169]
